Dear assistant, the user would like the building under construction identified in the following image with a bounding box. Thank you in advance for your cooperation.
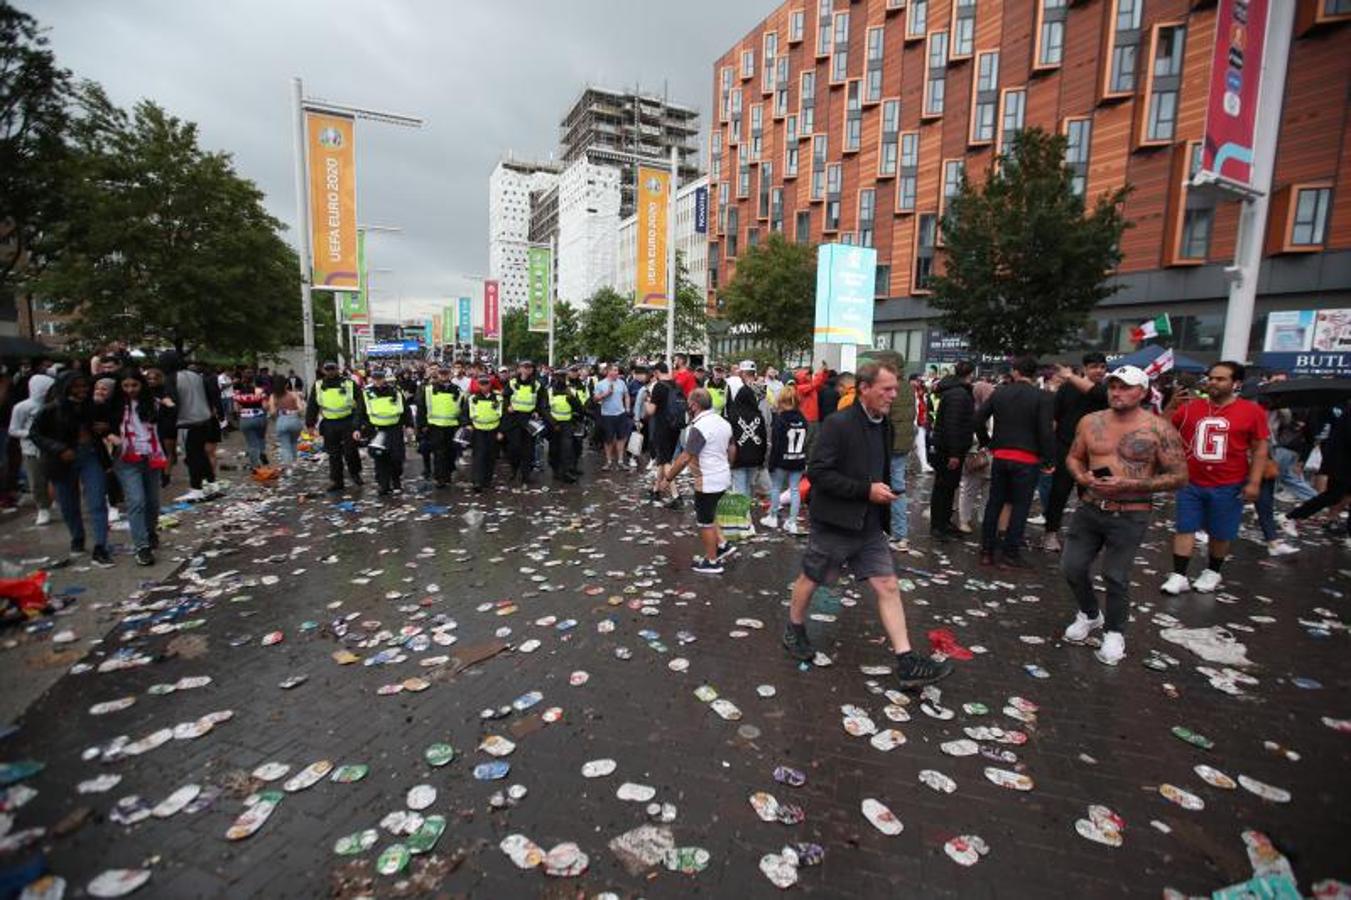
[559,86,701,219]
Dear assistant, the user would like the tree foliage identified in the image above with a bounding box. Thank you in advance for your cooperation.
[719,233,817,366]
[929,126,1132,357]
[619,254,707,359]
[1,1,73,290]
[550,299,582,364]
[500,306,547,365]
[28,84,299,358]
[577,286,631,363]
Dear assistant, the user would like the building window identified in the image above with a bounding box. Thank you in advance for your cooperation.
[897,132,919,212]
[710,130,722,182]
[1292,187,1331,246]
[844,81,862,152]
[720,66,734,122]
[742,49,755,79]
[800,71,816,133]
[747,227,760,249]
[915,213,937,289]
[859,188,876,247]
[764,32,778,94]
[1143,24,1185,144]
[759,160,773,219]
[816,0,833,56]
[825,163,842,230]
[1064,117,1091,197]
[775,58,791,117]
[998,88,1025,158]
[709,243,720,289]
[751,104,764,160]
[811,135,828,201]
[796,210,812,243]
[790,9,805,43]
[729,89,743,143]
[923,31,948,117]
[941,159,964,214]
[907,0,928,39]
[771,187,785,232]
[879,99,900,177]
[831,11,851,82]
[1107,0,1144,96]
[738,154,751,198]
[970,51,998,143]
[1036,0,1067,69]
[951,0,976,58]
[727,207,739,257]
[866,27,885,102]
[718,182,729,233]
[875,263,891,297]
[785,115,800,177]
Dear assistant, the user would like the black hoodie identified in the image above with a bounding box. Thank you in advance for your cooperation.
[931,375,975,458]
[729,385,767,469]
[31,371,112,477]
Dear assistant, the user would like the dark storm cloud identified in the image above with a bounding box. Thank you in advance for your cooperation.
[19,0,769,308]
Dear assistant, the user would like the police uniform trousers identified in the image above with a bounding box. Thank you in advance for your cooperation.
[371,425,405,493]
[428,425,459,485]
[320,418,363,487]
[503,412,533,479]
[472,428,498,490]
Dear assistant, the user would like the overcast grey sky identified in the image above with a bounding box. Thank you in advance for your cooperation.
[20,0,767,317]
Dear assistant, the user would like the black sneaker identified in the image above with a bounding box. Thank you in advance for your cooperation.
[351,473,365,486]
[326,482,344,493]
[998,552,1034,571]
[893,651,954,690]
[662,496,684,511]
[135,547,155,567]
[91,546,114,568]
[691,557,724,575]
[148,531,160,550]
[782,624,814,661]
[69,542,86,556]
[715,541,737,561]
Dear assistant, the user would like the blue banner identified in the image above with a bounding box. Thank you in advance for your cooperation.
[366,340,422,357]
[458,296,472,345]
[694,186,708,234]
[813,243,876,346]
[1257,351,1351,377]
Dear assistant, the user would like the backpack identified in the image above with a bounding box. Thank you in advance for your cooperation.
[665,384,688,431]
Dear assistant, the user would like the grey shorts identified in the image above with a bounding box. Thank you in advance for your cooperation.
[801,526,895,585]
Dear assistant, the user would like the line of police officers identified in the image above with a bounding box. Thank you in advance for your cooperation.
[305,358,594,496]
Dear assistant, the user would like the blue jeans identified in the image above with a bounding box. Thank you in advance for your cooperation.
[1036,470,1053,514]
[1272,447,1317,502]
[889,452,909,538]
[239,413,267,467]
[768,468,803,522]
[274,413,302,464]
[1256,478,1278,542]
[982,458,1040,555]
[114,458,160,551]
[53,444,108,551]
[730,468,757,498]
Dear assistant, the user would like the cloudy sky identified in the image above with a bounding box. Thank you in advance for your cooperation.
[21,0,767,320]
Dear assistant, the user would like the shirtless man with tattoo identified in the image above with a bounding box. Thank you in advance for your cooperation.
[1060,365,1188,665]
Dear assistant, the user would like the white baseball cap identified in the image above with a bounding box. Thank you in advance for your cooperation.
[738,360,757,372]
[1106,365,1149,388]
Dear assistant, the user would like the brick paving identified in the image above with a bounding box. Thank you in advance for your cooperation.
[1,452,1348,898]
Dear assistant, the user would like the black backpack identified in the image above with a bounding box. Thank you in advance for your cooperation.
[665,385,688,431]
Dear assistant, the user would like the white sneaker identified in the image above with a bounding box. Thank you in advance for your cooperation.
[1276,514,1298,539]
[890,538,910,552]
[108,506,121,523]
[1160,573,1191,595]
[1063,611,1104,643]
[176,489,205,503]
[34,509,51,526]
[1194,530,1209,545]
[1095,631,1125,666]
[1344,536,1351,551]
[784,521,802,535]
[1266,540,1299,557]
[1027,514,1046,526]
[759,514,779,530]
[1191,568,1223,593]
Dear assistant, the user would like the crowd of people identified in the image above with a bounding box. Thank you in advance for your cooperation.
[0,345,1345,688]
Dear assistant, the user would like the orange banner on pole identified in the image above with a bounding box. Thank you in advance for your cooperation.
[636,166,669,309]
[306,110,358,290]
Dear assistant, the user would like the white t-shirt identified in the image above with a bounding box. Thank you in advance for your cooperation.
[684,409,733,493]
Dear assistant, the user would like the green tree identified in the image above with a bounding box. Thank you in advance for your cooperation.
[28,85,300,359]
[930,126,1132,357]
[551,299,583,364]
[719,233,817,366]
[621,254,707,359]
[577,286,633,362]
[500,306,547,365]
[1,1,74,291]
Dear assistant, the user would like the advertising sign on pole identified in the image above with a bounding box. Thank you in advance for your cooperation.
[483,279,500,340]
[458,296,472,346]
[527,247,551,332]
[304,110,358,290]
[1199,0,1270,191]
[813,243,877,346]
[442,306,454,348]
[636,166,670,309]
[341,230,370,322]
[694,185,708,234]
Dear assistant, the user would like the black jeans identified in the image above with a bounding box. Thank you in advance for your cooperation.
[928,453,963,534]
[1044,446,1076,533]
[982,457,1040,555]
[319,418,362,487]
[471,428,498,489]
[183,421,213,490]
[549,424,576,477]
[1288,475,1351,535]
[1061,503,1150,633]
[503,414,532,478]
[371,426,405,492]
[427,425,459,484]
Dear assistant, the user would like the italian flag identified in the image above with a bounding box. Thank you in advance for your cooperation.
[1130,314,1172,343]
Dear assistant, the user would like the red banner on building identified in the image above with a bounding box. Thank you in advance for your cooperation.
[1200,0,1269,190]
[483,279,500,340]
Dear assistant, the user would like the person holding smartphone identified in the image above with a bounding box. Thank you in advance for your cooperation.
[1061,366,1188,666]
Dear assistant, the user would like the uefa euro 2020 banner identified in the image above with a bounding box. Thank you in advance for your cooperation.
[636,166,670,310]
[305,110,358,291]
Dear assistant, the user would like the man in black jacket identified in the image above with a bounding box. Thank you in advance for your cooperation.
[928,360,976,540]
[782,361,954,690]
[974,355,1055,567]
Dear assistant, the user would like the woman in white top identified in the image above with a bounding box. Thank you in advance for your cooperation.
[108,369,169,566]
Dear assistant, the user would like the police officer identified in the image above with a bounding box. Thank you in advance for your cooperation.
[566,365,589,479]
[545,369,583,483]
[502,359,546,485]
[363,368,412,496]
[707,365,730,416]
[418,363,463,489]
[468,374,503,493]
[305,360,365,492]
